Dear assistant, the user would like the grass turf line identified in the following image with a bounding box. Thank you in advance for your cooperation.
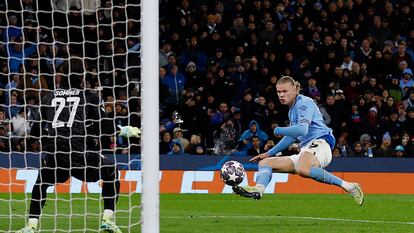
[0,193,413,232]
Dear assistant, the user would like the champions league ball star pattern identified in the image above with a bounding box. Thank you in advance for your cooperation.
[220,161,245,186]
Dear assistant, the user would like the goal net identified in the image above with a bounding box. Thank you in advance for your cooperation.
[0,0,149,232]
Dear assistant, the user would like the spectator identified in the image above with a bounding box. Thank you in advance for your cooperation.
[394,145,405,158]
[349,141,365,157]
[167,139,185,155]
[159,131,173,155]
[0,120,10,152]
[376,132,393,157]
[361,106,380,141]
[4,94,22,119]
[399,68,414,95]
[159,41,174,68]
[238,120,268,151]
[403,107,414,134]
[332,147,342,157]
[246,135,264,156]
[3,15,22,42]
[173,127,189,150]
[4,73,21,102]
[162,65,187,108]
[185,134,204,155]
[6,39,37,73]
[360,133,374,155]
[18,68,49,102]
[402,89,414,110]
[388,76,403,103]
[336,135,351,157]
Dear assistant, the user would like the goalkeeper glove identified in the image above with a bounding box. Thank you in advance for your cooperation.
[117,125,141,138]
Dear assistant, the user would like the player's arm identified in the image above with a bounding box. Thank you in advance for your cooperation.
[87,92,140,138]
[250,136,296,162]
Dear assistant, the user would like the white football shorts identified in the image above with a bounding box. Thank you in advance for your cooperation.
[287,138,333,171]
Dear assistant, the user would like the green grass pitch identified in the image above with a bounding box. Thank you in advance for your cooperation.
[1,193,413,232]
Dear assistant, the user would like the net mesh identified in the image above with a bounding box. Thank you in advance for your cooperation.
[0,0,141,232]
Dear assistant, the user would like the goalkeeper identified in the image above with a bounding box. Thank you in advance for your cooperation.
[17,75,140,233]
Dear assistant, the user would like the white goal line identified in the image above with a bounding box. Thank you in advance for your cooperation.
[161,215,414,226]
[4,215,413,226]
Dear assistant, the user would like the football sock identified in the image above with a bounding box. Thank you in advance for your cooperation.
[103,209,114,220]
[309,167,343,186]
[340,181,354,192]
[256,165,272,188]
[28,218,38,227]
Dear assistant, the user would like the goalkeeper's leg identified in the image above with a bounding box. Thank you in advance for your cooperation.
[78,154,121,232]
[18,156,70,233]
[100,157,121,233]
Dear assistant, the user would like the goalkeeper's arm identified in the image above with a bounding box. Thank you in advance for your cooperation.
[117,125,141,138]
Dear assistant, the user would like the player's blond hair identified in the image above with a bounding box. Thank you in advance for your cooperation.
[277,76,302,91]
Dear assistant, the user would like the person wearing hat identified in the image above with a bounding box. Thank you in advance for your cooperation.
[376,132,393,157]
[394,145,405,158]
[399,68,414,94]
[168,139,185,155]
[4,15,22,42]
[340,52,354,71]
[361,107,381,141]
[173,127,189,150]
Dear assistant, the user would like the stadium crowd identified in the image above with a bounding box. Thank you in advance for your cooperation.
[158,0,414,158]
[0,0,413,158]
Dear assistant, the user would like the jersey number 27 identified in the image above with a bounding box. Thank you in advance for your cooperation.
[51,97,80,128]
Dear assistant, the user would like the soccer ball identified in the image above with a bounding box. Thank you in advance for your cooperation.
[220,160,245,186]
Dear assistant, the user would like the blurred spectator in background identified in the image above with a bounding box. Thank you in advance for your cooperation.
[394,145,405,158]
[185,134,205,155]
[238,120,268,152]
[246,135,264,156]
[168,139,185,155]
[173,127,189,150]
[159,131,173,155]
[376,132,393,157]
[349,141,366,157]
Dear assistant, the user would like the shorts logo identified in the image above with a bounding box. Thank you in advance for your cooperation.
[309,142,318,148]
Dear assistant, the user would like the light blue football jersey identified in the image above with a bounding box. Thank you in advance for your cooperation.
[288,94,335,149]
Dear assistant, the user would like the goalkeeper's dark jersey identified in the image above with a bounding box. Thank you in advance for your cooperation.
[39,89,101,153]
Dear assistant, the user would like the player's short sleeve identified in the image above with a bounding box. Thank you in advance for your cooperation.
[296,98,314,127]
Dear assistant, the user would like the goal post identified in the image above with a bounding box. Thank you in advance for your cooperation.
[141,0,160,232]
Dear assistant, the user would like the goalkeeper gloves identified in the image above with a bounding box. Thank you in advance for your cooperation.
[117,125,141,138]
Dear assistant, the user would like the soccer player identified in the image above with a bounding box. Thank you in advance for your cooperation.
[17,75,140,233]
[233,76,364,205]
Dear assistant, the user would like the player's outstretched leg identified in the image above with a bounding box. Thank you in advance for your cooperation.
[307,167,364,206]
[348,183,364,206]
[232,185,264,199]
[233,164,271,199]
